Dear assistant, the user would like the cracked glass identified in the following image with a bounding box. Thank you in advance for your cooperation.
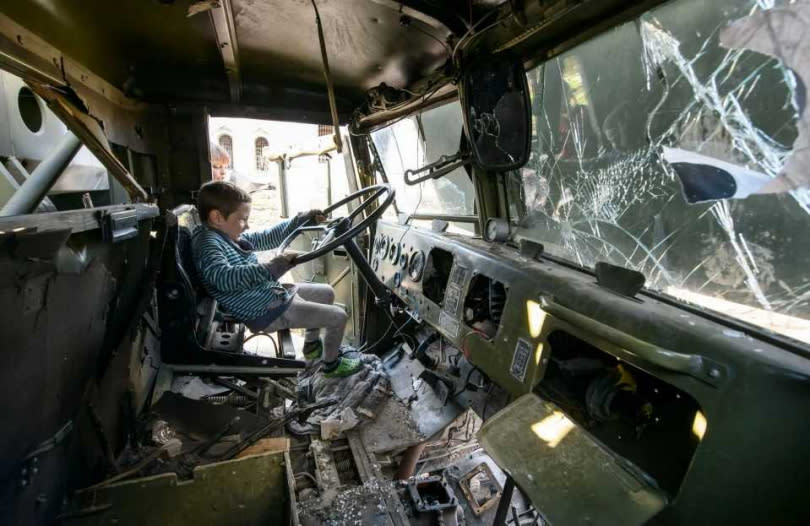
[510,0,810,345]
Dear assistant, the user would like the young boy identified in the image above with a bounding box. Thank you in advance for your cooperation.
[209,142,231,182]
[191,181,363,377]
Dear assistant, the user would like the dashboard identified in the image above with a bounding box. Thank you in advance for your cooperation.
[368,219,810,507]
[372,219,564,394]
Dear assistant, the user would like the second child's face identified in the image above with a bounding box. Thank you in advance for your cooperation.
[212,203,251,241]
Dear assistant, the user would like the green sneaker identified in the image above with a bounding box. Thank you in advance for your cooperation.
[303,340,323,361]
[323,356,363,378]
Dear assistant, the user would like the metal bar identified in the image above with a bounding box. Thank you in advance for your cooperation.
[4,157,58,213]
[277,159,289,218]
[408,213,479,224]
[0,132,82,217]
[493,476,516,526]
[163,364,303,376]
[27,82,148,201]
[324,156,333,207]
[213,377,259,399]
[395,442,427,480]
[329,265,351,287]
[0,203,157,234]
[285,451,301,526]
[277,328,296,359]
[310,0,342,152]
[209,0,241,103]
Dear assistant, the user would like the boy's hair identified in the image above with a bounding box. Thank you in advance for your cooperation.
[197,181,251,221]
[210,141,230,164]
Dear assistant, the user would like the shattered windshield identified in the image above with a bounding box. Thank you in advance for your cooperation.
[510,0,810,345]
[371,101,476,218]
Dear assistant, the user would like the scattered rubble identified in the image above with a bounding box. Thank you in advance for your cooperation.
[295,354,392,439]
[297,478,400,526]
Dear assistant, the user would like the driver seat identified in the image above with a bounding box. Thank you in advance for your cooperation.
[158,205,304,375]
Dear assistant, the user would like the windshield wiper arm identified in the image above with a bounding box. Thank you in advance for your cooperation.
[404,151,470,186]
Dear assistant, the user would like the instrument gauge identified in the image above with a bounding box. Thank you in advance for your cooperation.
[389,242,401,262]
[484,217,510,243]
[408,251,426,281]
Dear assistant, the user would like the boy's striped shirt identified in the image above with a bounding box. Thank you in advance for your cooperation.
[191,216,304,322]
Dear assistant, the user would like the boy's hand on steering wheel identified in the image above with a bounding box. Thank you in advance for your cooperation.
[264,252,298,279]
[300,209,327,224]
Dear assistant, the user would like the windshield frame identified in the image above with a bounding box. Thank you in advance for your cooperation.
[368,99,480,231]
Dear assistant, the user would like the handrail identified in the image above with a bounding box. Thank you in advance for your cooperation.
[540,296,728,387]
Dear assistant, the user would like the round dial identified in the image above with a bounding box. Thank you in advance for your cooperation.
[408,250,426,281]
[485,217,510,242]
[380,236,390,257]
[389,242,400,262]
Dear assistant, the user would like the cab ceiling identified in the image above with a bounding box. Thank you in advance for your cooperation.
[1,1,494,107]
[1,0,666,122]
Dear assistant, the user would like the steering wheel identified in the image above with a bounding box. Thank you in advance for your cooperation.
[277,184,395,264]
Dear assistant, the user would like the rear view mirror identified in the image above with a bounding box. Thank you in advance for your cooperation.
[461,55,531,172]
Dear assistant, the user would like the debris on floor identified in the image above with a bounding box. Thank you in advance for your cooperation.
[293,353,393,439]
[63,336,518,526]
[297,478,402,526]
[358,396,424,455]
[170,375,230,400]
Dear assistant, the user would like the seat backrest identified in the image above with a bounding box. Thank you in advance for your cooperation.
[169,204,206,307]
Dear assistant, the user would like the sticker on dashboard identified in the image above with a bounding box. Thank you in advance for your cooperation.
[449,265,468,287]
[443,285,461,315]
[510,338,532,382]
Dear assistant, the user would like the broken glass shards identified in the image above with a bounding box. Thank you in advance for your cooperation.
[513,0,810,345]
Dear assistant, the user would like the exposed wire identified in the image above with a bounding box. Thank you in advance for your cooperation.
[359,315,415,354]
[453,364,483,398]
[400,332,419,351]
[407,20,453,56]
[348,79,448,137]
[451,10,511,67]
[357,319,395,353]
